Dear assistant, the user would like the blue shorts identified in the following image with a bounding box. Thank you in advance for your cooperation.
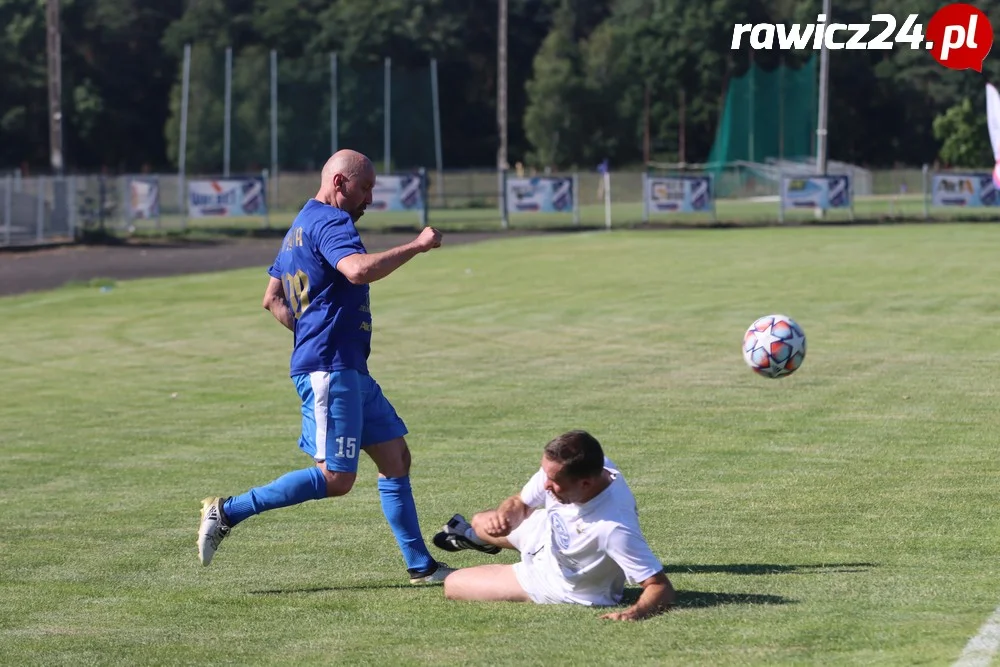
[293,370,408,473]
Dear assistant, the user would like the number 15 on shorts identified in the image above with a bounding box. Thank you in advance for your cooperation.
[335,437,357,459]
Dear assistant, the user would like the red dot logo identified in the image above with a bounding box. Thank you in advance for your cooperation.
[926,3,993,72]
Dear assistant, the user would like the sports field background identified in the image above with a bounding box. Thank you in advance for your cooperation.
[2,224,999,665]
[126,194,999,238]
[112,166,998,237]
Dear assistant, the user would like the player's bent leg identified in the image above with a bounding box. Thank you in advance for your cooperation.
[317,465,356,497]
[364,436,449,583]
[443,565,532,602]
[197,372,363,567]
[198,467,329,566]
[364,437,411,478]
[470,511,518,551]
[434,513,506,554]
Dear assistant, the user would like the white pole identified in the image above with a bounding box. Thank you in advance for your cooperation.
[419,167,428,228]
[816,0,831,176]
[572,173,580,225]
[849,175,855,221]
[384,57,391,173]
[709,175,717,223]
[603,170,612,230]
[642,173,649,223]
[500,168,508,229]
[224,47,232,177]
[68,175,76,238]
[178,43,191,219]
[778,173,786,224]
[3,175,11,246]
[330,52,338,155]
[36,176,45,241]
[815,0,831,220]
[270,49,278,209]
[430,58,444,206]
[46,0,64,175]
[923,164,930,219]
[497,0,508,171]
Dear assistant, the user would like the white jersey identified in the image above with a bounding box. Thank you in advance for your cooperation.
[509,457,663,606]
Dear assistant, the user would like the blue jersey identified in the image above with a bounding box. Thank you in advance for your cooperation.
[267,200,372,376]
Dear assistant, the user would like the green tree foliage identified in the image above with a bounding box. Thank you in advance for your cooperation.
[932,98,993,168]
[523,1,590,168]
[2,0,1000,172]
[0,0,183,172]
[0,0,48,169]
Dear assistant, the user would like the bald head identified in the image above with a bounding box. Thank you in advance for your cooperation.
[317,149,376,220]
[322,149,374,184]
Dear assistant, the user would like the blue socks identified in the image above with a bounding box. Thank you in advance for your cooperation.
[219,469,434,573]
[223,467,327,526]
[378,476,434,573]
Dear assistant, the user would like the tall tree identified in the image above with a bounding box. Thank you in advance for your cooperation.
[522,0,590,168]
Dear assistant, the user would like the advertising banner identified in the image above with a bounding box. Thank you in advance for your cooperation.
[645,176,713,213]
[370,174,424,212]
[506,177,575,213]
[188,177,267,217]
[781,175,851,209]
[931,173,1000,207]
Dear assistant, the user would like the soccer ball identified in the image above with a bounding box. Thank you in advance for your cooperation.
[742,314,806,378]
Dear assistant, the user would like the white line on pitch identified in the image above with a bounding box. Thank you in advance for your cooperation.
[954,605,1000,667]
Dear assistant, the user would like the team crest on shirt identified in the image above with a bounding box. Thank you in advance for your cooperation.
[549,512,571,550]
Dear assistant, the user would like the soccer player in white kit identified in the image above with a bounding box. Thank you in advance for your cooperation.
[435,430,674,620]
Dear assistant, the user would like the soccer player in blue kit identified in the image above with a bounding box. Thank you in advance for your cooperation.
[197,149,453,584]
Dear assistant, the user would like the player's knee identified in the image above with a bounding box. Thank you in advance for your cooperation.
[323,470,356,497]
[376,444,411,478]
[443,572,461,599]
[393,440,411,474]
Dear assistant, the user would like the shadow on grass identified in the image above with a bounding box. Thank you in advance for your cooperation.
[249,563,874,597]
[618,588,794,608]
[664,562,877,576]
[249,582,426,595]
[249,584,793,610]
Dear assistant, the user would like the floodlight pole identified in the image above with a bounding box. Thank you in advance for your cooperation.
[46,0,64,174]
[497,0,508,223]
[223,47,232,177]
[816,0,831,176]
[498,0,508,171]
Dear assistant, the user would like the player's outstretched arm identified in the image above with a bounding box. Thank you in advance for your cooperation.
[600,571,674,621]
[336,227,442,285]
[262,277,295,331]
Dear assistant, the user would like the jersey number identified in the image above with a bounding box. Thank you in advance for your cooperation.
[283,270,311,318]
[335,437,357,459]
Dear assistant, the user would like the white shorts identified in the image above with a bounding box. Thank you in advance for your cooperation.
[508,511,568,605]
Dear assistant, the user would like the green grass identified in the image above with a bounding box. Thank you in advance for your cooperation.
[3,225,1000,665]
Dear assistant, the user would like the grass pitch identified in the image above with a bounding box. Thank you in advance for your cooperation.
[2,224,1000,665]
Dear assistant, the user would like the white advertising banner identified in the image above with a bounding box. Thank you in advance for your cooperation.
[188,177,267,217]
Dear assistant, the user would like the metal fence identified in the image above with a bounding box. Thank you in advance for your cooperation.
[0,174,79,246]
[1,166,996,248]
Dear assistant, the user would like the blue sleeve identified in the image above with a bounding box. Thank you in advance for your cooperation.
[316,215,365,269]
[267,254,281,279]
